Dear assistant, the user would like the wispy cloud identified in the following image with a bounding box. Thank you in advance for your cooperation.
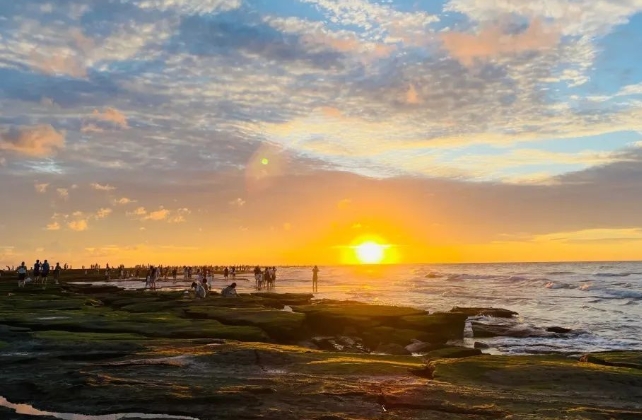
[34,183,49,193]
[90,183,116,191]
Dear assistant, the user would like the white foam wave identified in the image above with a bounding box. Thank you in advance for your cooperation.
[545,281,576,290]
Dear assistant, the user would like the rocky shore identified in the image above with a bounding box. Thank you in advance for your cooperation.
[0,281,641,419]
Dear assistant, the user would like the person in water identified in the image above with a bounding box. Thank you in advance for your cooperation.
[312,265,319,292]
[222,282,238,297]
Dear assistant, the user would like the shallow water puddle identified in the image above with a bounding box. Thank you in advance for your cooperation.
[0,397,199,420]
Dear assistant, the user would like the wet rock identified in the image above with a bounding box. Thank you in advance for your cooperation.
[311,337,338,351]
[474,342,490,349]
[405,340,437,354]
[375,343,411,355]
[297,340,320,350]
[580,351,642,370]
[425,346,482,359]
[450,307,518,318]
[471,321,544,338]
[546,326,572,334]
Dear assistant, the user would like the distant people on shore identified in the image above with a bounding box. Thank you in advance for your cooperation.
[312,265,319,292]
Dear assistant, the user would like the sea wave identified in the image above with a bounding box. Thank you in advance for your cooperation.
[545,281,576,290]
[594,272,631,277]
[546,271,576,275]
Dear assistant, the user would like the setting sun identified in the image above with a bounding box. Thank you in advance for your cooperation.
[355,241,386,264]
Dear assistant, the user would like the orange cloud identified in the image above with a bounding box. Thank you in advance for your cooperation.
[95,208,113,219]
[32,52,86,78]
[442,19,559,66]
[406,84,420,104]
[92,107,129,129]
[0,124,65,157]
[46,222,61,231]
[145,208,170,221]
[81,123,104,133]
[67,219,88,232]
[90,183,116,191]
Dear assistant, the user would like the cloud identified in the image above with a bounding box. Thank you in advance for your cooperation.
[56,188,69,200]
[229,198,246,207]
[0,125,65,157]
[532,228,642,244]
[81,123,105,134]
[34,183,49,193]
[145,208,170,221]
[441,19,560,66]
[46,221,60,231]
[133,0,241,14]
[406,84,420,104]
[114,197,136,205]
[91,108,129,129]
[95,208,113,219]
[67,219,88,232]
[168,208,191,223]
[90,183,116,191]
[128,206,189,223]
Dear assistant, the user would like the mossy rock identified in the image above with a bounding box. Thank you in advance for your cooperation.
[580,351,642,370]
[33,331,147,342]
[250,293,314,307]
[361,326,428,348]
[425,346,482,359]
[433,354,642,396]
[292,303,426,318]
[119,300,188,313]
[397,313,467,342]
[183,306,306,342]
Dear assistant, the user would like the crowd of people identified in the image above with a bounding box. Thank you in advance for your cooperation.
[8,260,63,287]
[3,260,321,297]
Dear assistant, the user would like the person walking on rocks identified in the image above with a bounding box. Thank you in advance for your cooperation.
[312,265,319,293]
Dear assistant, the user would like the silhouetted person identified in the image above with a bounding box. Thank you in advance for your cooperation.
[53,263,61,284]
[312,265,319,292]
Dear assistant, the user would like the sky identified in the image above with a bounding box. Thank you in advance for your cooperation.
[1,0,642,266]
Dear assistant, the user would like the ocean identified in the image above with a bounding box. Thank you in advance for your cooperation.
[77,261,642,356]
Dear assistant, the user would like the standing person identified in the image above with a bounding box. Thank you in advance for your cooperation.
[53,262,61,284]
[33,259,41,284]
[16,262,28,287]
[41,260,50,286]
[312,265,319,293]
[224,267,229,280]
[253,266,261,289]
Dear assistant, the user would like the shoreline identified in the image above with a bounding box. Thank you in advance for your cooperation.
[1,280,641,419]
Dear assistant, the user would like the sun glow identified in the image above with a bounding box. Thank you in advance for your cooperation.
[355,241,386,264]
